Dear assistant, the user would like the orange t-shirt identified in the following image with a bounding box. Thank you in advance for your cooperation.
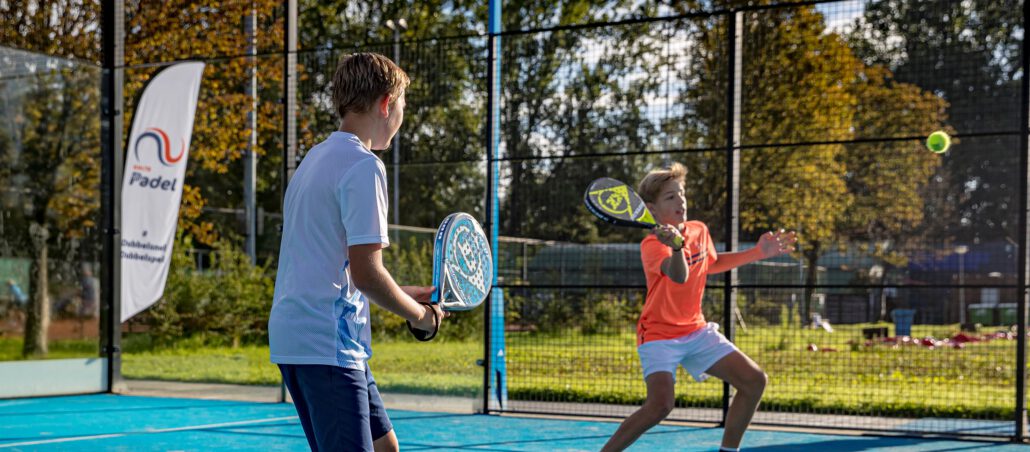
[637,221,718,346]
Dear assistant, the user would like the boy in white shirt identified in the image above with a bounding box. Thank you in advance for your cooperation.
[269,52,442,452]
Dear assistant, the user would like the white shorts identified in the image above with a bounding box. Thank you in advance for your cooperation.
[637,322,739,382]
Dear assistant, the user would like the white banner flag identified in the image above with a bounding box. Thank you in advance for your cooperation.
[121,62,205,322]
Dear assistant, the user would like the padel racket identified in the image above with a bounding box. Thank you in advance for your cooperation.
[407,212,493,341]
[584,177,683,248]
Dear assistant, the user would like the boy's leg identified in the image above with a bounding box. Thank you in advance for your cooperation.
[278,364,377,451]
[373,431,398,452]
[278,364,320,451]
[600,371,676,452]
[704,351,767,450]
[366,366,397,452]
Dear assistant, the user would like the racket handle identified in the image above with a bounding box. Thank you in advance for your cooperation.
[651,226,685,250]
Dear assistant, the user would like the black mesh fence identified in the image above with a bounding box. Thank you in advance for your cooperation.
[494,0,1028,439]
[2,0,1027,440]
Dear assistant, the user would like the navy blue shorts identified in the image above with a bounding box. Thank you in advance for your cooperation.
[278,364,393,452]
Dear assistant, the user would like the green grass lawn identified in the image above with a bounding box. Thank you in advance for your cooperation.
[0,338,98,359]
[1,323,1021,419]
[118,340,485,396]
[504,323,1019,419]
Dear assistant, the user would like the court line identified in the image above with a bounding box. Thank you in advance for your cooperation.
[0,416,298,448]
[0,402,264,418]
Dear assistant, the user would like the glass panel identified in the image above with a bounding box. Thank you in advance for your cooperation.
[0,46,102,365]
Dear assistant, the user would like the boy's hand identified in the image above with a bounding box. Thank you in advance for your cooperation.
[402,286,449,336]
[758,229,797,258]
[654,225,684,250]
[409,303,445,332]
[401,286,435,304]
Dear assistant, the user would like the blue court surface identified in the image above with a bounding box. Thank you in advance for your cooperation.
[1,395,1028,451]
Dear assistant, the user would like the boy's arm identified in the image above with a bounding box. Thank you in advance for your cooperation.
[655,225,688,284]
[349,243,440,331]
[708,229,797,274]
[661,249,689,284]
[708,247,763,274]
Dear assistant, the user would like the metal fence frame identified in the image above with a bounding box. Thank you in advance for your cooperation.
[91,0,1030,442]
[479,0,1030,442]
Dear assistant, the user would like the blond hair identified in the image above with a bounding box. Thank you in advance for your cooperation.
[332,52,410,119]
[637,162,687,203]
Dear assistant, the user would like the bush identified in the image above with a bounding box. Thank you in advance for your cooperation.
[135,233,488,348]
[580,292,640,335]
[737,294,774,327]
[503,288,642,335]
[135,234,274,348]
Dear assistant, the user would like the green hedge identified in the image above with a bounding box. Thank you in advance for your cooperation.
[132,234,484,347]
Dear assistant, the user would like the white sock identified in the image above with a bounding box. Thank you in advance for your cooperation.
[719,448,740,452]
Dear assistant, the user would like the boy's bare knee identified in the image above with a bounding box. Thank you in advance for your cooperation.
[737,370,768,397]
[644,397,675,420]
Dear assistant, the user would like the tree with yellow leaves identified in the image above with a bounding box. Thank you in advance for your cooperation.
[676,5,946,322]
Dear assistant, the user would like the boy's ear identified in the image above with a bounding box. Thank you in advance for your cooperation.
[377,94,392,117]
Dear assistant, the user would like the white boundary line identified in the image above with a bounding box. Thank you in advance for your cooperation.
[0,416,298,448]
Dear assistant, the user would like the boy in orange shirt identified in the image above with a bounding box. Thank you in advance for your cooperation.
[601,163,797,452]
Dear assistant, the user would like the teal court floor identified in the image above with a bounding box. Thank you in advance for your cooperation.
[1,395,1029,451]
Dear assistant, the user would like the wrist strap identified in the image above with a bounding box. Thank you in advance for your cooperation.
[406,302,439,342]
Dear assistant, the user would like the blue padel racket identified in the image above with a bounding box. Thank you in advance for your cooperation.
[584,177,683,248]
[407,212,493,341]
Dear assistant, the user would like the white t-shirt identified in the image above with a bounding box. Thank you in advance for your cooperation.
[269,131,389,370]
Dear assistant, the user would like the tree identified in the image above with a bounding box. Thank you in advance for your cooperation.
[124,0,287,247]
[0,1,102,357]
[674,5,946,321]
[0,0,289,355]
[497,0,673,243]
[838,64,949,318]
[849,0,1022,246]
[297,0,487,228]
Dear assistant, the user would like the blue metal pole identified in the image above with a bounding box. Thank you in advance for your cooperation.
[484,0,507,414]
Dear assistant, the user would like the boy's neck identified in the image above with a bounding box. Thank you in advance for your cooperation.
[338,119,375,151]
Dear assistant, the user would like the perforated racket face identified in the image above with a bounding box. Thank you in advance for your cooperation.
[584,177,657,229]
[432,213,492,311]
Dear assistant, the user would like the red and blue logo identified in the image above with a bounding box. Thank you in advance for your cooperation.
[134,127,185,167]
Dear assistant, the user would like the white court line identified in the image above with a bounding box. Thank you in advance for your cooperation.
[0,400,34,408]
[145,416,298,433]
[0,416,298,448]
[0,434,128,449]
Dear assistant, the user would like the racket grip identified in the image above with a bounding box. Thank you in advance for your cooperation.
[650,226,685,250]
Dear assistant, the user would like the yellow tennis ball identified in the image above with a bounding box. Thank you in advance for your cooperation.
[926,131,951,154]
